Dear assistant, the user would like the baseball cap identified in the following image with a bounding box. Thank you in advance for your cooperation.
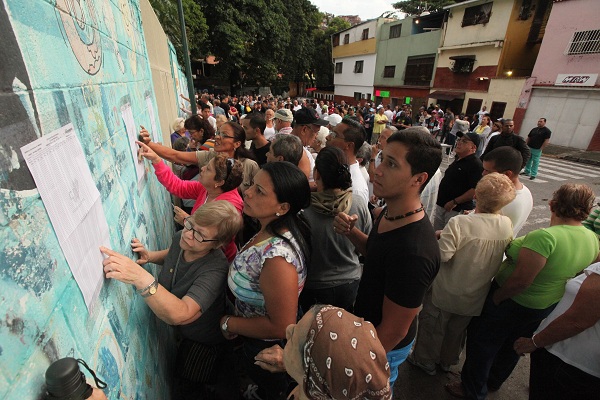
[272,109,293,122]
[294,107,328,126]
[457,131,481,147]
[325,113,343,127]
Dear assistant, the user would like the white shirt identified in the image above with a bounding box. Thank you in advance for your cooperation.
[421,168,442,225]
[207,116,217,131]
[536,263,600,378]
[384,110,394,122]
[293,105,302,111]
[349,161,369,206]
[304,147,315,182]
[501,184,533,236]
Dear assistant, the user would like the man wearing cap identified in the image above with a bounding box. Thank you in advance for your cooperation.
[373,106,389,145]
[292,107,328,188]
[326,112,343,130]
[271,109,294,135]
[434,132,483,230]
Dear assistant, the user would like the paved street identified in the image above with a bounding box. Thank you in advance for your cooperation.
[392,154,600,399]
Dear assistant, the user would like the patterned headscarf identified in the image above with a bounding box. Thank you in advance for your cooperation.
[302,306,391,400]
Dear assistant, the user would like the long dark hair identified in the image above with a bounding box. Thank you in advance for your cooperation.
[185,115,214,144]
[224,121,256,161]
[261,162,311,262]
[315,147,352,190]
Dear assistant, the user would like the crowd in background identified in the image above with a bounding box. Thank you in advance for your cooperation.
[97,90,600,400]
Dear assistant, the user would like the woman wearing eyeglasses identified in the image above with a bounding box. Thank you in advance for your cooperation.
[138,142,243,262]
[100,201,243,398]
[139,121,259,193]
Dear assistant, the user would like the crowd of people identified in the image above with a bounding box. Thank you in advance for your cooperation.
[98,91,600,400]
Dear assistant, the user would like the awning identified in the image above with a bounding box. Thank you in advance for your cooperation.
[449,55,476,61]
[428,91,465,101]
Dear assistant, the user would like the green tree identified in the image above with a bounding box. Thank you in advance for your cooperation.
[279,0,321,91]
[393,0,457,16]
[313,16,351,87]
[149,0,208,64]
[198,0,290,91]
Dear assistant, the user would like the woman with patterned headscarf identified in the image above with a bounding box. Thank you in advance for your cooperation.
[256,305,392,400]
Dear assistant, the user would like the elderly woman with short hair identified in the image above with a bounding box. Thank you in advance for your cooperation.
[447,183,600,399]
[100,201,243,398]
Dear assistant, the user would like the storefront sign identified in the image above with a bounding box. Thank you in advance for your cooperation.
[375,90,390,97]
[555,74,598,86]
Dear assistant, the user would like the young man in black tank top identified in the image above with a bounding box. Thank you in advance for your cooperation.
[334,126,442,388]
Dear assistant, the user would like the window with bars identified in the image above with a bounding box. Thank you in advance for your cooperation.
[383,66,396,78]
[462,3,492,27]
[344,34,350,44]
[362,29,369,40]
[354,60,364,73]
[565,30,600,55]
[404,55,435,86]
[335,62,343,74]
[389,24,401,39]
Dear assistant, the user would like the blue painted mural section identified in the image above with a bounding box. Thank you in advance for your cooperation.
[0,0,178,398]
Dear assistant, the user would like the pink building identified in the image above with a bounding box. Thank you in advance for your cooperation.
[514,0,600,150]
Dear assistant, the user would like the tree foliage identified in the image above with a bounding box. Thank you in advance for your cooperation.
[149,0,208,64]
[149,0,351,91]
[393,0,457,16]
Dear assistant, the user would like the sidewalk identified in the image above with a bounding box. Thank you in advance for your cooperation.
[542,144,600,167]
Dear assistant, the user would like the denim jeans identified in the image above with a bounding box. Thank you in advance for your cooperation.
[461,282,555,400]
[387,340,415,389]
[299,280,360,314]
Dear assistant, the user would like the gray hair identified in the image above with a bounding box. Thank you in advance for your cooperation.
[271,134,303,166]
[356,141,372,167]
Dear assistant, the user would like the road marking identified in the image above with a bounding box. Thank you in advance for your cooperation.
[541,158,600,176]
[536,167,588,179]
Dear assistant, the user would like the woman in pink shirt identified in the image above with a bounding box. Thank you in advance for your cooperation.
[139,142,243,262]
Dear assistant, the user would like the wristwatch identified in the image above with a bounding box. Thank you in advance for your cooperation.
[221,316,231,332]
[138,280,158,298]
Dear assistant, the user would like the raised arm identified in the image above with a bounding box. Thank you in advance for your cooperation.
[139,129,198,165]
[100,247,202,325]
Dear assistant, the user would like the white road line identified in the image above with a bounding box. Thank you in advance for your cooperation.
[525,177,549,183]
[536,167,587,179]
[541,158,600,175]
[534,172,566,181]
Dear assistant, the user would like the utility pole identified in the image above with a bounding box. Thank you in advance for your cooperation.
[176,0,196,115]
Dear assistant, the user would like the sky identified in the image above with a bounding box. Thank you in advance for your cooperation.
[309,0,399,21]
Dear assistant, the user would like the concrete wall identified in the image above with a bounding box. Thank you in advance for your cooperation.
[140,0,180,143]
[521,88,600,149]
[531,0,600,86]
[0,0,178,398]
[332,19,379,59]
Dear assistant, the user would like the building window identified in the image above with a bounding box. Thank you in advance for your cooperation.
[354,92,362,101]
[566,29,600,55]
[383,66,396,78]
[332,34,340,47]
[354,60,364,73]
[389,24,401,39]
[344,34,350,44]
[335,62,343,74]
[362,28,369,40]
[404,55,435,86]
[449,55,476,73]
[462,3,492,27]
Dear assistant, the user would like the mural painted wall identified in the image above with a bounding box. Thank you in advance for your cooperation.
[0,0,179,398]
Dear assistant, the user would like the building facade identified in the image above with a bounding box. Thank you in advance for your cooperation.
[431,0,550,121]
[373,13,444,108]
[332,18,390,105]
[514,0,600,150]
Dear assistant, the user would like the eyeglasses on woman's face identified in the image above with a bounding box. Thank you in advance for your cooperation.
[183,217,219,243]
[215,130,235,139]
